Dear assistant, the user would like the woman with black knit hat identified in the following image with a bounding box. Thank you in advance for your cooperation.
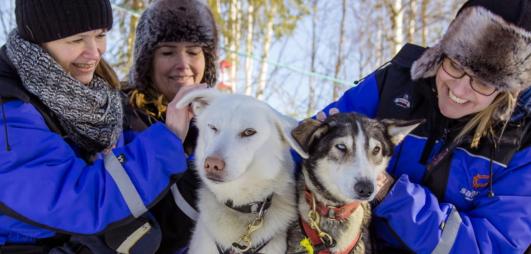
[123,0,218,253]
[314,0,531,253]
[0,0,194,253]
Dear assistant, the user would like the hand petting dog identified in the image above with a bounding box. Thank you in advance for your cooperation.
[166,83,208,140]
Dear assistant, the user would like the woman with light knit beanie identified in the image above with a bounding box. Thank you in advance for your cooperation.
[122,0,218,253]
[317,0,531,253]
[0,0,195,253]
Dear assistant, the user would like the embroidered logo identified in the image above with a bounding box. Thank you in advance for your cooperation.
[394,94,411,109]
[472,174,490,189]
[460,187,479,201]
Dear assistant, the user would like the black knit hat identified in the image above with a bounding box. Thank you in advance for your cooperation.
[128,0,219,89]
[15,0,113,43]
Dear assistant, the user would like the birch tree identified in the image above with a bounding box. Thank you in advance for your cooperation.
[243,1,255,95]
[255,2,274,99]
[407,0,418,43]
[332,0,347,100]
[0,0,15,42]
[306,0,319,116]
[209,0,307,96]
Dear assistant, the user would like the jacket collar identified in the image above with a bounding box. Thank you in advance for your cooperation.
[0,46,28,102]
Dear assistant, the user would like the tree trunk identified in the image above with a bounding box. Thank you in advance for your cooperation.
[255,3,274,100]
[126,0,144,68]
[376,17,384,65]
[421,0,429,46]
[333,0,347,100]
[244,2,255,96]
[227,0,241,93]
[385,0,404,54]
[407,0,417,43]
[306,0,318,116]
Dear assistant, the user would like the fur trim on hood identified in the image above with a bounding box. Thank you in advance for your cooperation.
[128,0,218,89]
[411,6,531,92]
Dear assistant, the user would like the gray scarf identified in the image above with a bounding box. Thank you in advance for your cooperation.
[5,31,122,154]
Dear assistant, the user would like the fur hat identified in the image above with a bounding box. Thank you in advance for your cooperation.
[128,0,218,89]
[411,0,531,92]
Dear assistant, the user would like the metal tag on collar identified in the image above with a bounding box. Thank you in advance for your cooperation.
[327,207,336,219]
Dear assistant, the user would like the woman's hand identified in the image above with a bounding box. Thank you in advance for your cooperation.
[166,84,208,140]
[374,171,395,203]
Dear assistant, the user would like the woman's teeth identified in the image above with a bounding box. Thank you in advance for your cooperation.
[73,63,95,69]
[448,90,467,104]
[170,76,192,81]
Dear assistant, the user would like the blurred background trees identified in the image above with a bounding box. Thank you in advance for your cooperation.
[0,0,466,118]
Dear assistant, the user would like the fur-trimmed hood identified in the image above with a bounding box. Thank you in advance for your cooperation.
[127,0,218,89]
[411,6,531,92]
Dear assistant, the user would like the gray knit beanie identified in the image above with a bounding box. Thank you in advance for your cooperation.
[128,0,218,89]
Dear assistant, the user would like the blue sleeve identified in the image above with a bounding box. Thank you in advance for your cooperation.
[320,74,380,117]
[0,100,188,234]
[374,149,531,254]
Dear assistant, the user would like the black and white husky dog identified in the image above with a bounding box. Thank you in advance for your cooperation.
[287,112,422,253]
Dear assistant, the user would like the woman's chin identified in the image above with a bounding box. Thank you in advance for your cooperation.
[439,99,467,119]
[74,74,94,85]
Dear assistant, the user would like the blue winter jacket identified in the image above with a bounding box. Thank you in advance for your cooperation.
[0,48,188,245]
[321,44,531,253]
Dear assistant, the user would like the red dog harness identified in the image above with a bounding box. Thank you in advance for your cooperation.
[301,190,362,254]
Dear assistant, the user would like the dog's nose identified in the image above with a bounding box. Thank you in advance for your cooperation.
[204,156,225,173]
[354,181,374,198]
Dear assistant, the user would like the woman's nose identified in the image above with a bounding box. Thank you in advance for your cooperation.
[451,75,473,96]
[173,54,190,70]
[83,40,102,59]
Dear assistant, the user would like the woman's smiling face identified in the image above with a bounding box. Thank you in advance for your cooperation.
[435,58,499,119]
[42,29,107,85]
[151,42,205,100]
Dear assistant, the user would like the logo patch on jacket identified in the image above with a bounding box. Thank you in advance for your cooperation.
[472,174,490,189]
[460,187,479,201]
[394,94,411,109]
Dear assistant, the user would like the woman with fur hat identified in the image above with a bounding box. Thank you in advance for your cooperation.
[123,0,218,253]
[318,0,531,253]
[0,0,193,253]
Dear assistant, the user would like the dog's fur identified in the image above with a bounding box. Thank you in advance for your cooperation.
[177,89,306,254]
[287,113,421,253]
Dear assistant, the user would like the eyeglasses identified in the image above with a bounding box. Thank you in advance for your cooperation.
[440,57,498,96]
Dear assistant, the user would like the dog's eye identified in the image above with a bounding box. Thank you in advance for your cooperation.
[372,146,381,155]
[335,143,347,152]
[208,124,218,133]
[240,128,256,137]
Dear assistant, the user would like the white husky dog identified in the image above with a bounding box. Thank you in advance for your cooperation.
[177,89,307,254]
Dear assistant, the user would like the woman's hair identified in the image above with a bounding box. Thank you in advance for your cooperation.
[95,58,121,90]
[128,88,168,122]
[456,91,518,148]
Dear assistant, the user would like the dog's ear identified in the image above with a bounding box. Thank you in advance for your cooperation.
[176,89,222,116]
[268,110,310,159]
[291,118,327,157]
[381,118,425,145]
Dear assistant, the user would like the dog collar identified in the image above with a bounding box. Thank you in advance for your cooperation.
[225,194,273,214]
[300,218,361,254]
[304,189,360,221]
[216,240,269,254]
